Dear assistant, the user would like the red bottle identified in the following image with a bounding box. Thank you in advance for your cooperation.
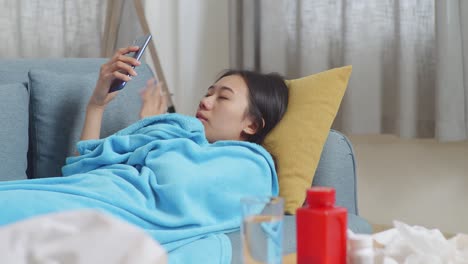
[296,187,347,264]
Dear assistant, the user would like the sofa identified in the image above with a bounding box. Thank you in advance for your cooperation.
[0,58,372,262]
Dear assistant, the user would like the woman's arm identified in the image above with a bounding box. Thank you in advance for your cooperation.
[80,104,105,141]
[79,46,141,141]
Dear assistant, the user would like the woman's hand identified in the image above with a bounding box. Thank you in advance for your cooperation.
[79,46,141,143]
[139,78,168,119]
[88,46,141,109]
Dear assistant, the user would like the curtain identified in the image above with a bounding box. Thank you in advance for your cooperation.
[230,0,468,141]
[0,0,140,58]
[0,0,106,58]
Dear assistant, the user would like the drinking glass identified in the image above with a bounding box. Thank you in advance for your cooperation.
[241,196,284,264]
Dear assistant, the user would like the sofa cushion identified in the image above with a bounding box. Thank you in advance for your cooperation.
[28,65,153,178]
[0,83,29,181]
[262,66,351,214]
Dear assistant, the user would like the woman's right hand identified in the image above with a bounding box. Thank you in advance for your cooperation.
[88,46,141,109]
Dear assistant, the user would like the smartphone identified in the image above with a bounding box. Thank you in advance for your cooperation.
[109,34,152,93]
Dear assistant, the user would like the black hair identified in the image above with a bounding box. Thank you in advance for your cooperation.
[217,70,289,144]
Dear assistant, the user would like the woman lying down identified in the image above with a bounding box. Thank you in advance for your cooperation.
[0,46,288,263]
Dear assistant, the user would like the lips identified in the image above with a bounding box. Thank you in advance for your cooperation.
[196,112,208,123]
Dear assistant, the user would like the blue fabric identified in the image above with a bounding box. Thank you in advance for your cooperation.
[0,113,278,263]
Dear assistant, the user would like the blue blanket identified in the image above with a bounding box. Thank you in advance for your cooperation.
[0,113,278,263]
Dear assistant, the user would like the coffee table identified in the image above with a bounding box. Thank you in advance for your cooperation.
[283,253,296,263]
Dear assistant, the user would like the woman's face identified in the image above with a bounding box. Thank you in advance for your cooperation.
[196,74,257,142]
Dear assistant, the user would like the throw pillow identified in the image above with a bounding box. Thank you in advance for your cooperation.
[0,83,29,181]
[28,65,153,178]
[263,66,352,214]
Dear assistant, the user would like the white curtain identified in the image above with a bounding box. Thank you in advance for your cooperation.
[231,0,468,141]
[0,0,106,58]
[0,0,140,58]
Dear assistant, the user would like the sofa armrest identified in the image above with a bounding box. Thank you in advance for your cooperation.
[312,129,359,215]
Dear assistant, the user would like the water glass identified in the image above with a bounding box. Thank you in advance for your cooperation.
[241,196,284,264]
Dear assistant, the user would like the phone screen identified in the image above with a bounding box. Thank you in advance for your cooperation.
[109,34,152,93]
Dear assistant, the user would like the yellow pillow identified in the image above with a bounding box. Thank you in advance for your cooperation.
[262,66,352,214]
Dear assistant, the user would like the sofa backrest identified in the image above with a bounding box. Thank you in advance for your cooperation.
[0,58,154,179]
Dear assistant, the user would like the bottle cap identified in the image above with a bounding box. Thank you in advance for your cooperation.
[306,187,335,207]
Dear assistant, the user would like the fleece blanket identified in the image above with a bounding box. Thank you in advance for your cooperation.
[0,113,278,263]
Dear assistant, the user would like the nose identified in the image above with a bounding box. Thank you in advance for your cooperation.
[199,95,214,110]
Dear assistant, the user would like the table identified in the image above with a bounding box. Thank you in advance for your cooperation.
[283,253,296,264]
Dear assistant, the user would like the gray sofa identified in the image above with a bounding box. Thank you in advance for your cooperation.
[0,58,371,262]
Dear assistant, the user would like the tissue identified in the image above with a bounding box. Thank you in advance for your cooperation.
[0,210,168,264]
[349,221,468,264]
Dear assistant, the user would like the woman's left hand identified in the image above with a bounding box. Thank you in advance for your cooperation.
[139,78,168,119]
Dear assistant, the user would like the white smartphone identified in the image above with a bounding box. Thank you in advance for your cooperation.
[109,34,152,93]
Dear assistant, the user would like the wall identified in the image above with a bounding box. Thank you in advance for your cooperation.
[144,0,230,115]
[350,135,468,235]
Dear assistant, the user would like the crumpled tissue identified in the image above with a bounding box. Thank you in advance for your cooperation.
[0,210,167,264]
[349,221,468,264]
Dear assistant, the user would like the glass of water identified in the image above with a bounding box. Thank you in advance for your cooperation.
[241,196,284,264]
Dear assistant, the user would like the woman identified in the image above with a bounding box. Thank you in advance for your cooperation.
[0,46,288,262]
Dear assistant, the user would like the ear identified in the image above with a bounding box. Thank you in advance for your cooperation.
[243,118,265,136]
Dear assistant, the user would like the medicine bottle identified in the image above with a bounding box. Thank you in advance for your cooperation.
[348,234,374,264]
[296,187,347,264]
